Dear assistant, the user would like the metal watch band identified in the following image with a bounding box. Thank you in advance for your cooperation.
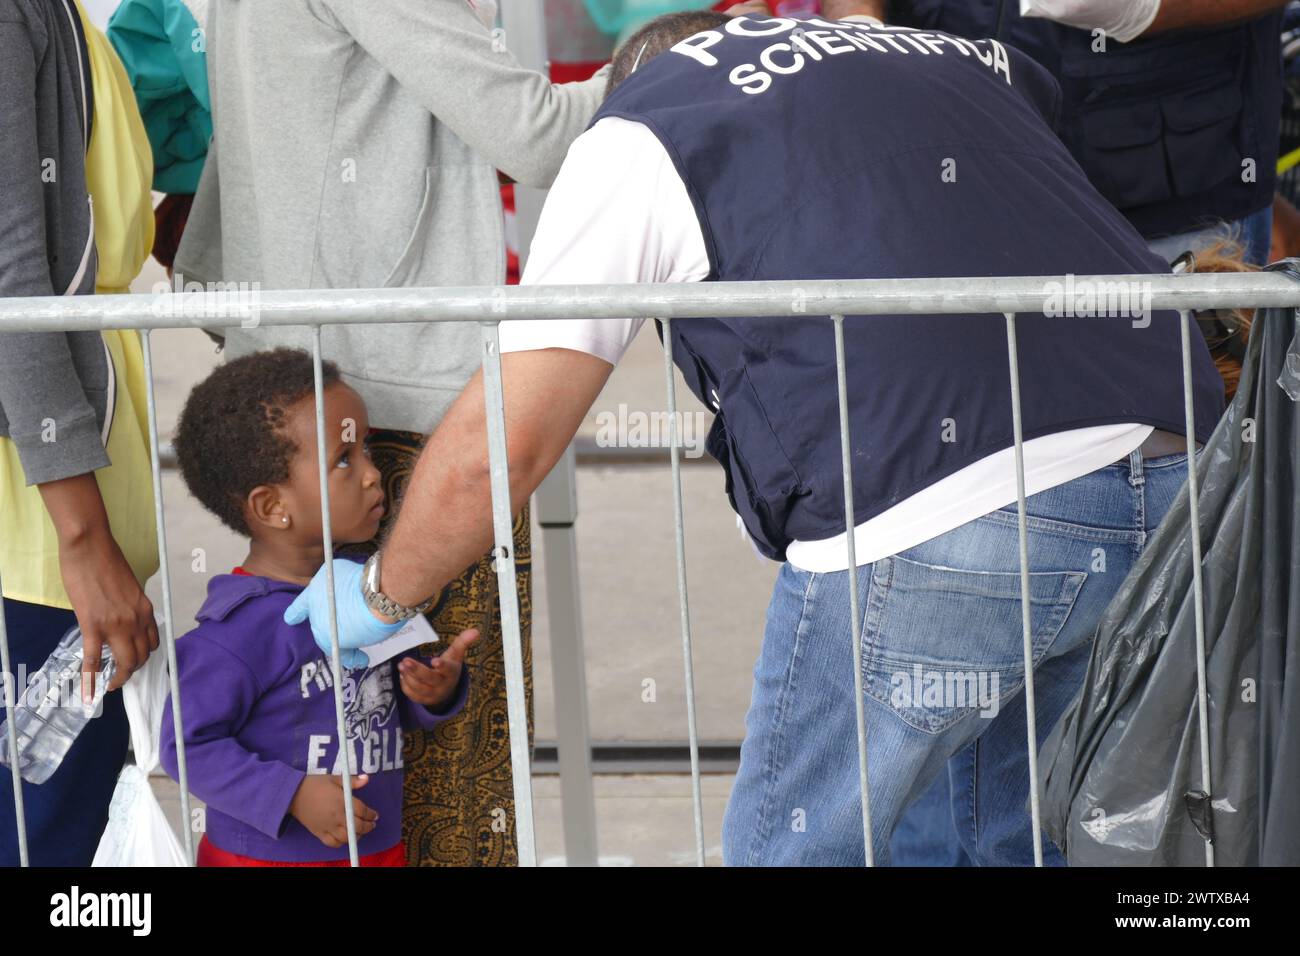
[361,551,434,621]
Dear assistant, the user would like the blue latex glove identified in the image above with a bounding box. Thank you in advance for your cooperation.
[283,558,405,669]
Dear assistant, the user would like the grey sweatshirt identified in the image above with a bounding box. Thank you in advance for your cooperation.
[175,0,609,432]
[0,0,110,486]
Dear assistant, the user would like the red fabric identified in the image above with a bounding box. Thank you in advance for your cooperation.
[549,60,608,84]
[231,567,252,576]
[152,193,194,273]
[501,183,520,284]
[197,834,407,867]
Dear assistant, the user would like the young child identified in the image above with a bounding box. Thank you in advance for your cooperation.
[161,348,474,866]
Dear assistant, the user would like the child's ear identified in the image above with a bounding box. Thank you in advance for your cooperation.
[246,485,291,532]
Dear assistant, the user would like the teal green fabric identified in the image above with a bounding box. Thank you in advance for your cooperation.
[107,0,210,194]
[583,0,717,42]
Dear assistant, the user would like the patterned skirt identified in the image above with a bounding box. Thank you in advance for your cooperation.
[341,428,534,866]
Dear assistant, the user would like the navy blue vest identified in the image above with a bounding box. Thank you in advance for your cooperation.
[595,17,1224,561]
[894,1,1282,239]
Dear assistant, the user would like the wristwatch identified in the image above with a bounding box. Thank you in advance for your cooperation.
[361,551,435,621]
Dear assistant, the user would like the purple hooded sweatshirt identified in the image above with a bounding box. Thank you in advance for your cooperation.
[160,566,468,862]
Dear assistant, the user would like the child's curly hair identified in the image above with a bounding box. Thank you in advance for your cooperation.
[174,348,340,535]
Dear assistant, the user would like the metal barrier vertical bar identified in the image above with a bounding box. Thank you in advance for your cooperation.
[479,320,538,867]
[311,326,361,866]
[660,318,706,866]
[831,314,875,867]
[1003,312,1045,867]
[139,329,195,863]
[0,569,29,866]
[535,445,599,866]
[1179,309,1215,868]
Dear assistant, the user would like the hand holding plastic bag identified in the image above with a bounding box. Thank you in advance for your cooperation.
[92,648,188,867]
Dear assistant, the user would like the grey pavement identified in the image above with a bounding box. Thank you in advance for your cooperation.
[132,262,778,864]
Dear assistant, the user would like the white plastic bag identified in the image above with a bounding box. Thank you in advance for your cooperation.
[1019,0,1161,44]
[92,650,188,866]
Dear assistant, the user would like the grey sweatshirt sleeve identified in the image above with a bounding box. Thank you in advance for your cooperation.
[0,333,111,485]
[0,12,57,300]
[316,0,608,188]
[0,13,111,485]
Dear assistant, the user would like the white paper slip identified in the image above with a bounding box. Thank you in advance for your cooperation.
[363,614,439,667]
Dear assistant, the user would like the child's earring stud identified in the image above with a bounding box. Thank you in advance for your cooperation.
[281,516,289,524]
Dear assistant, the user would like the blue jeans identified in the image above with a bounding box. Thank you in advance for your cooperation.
[0,599,129,866]
[722,450,1190,866]
[1145,205,1275,267]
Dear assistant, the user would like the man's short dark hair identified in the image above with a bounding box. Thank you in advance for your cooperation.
[605,11,732,98]
[174,348,340,535]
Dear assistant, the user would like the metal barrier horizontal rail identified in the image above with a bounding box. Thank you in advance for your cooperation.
[0,273,1297,330]
[2,272,1296,868]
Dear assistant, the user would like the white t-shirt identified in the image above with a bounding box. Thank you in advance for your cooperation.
[501,116,1151,572]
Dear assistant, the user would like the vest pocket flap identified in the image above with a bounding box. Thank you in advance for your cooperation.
[1160,83,1242,133]
[1079,102,1161,150]
[1160,81,1245,196]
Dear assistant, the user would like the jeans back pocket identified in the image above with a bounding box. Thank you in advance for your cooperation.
[861,555,1086,734]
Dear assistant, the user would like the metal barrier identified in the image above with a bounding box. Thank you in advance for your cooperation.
[2,271,1297,868]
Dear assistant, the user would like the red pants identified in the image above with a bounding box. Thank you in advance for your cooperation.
[197,834,406,867]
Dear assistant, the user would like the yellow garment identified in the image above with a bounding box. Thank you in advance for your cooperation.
[76,0,155,294]
[0,332,159,609]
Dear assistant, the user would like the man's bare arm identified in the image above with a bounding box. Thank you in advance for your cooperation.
[823,1,887,20]
[378,347,615,608]
[1145,0,1288,34]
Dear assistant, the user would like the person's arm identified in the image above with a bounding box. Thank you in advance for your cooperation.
[2,15,111,482]
[823,1,888,21]
[0,11,56,299]
[315,0,607,188]
[38,475,158,695]
[1272,193,1300,261]
[160,634,313,841]
[1145,0,1289,35]
[379,117,710,608]
[1017,1,1284,42]
[285,117,709,646]
[380,349,614,607]
[1,12,157,692]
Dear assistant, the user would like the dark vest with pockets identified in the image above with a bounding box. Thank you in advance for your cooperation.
[594,16,1225,562]
[893,1,1283,239]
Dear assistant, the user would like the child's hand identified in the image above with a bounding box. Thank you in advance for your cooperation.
[398,628,479,709]
[289,773,379,848]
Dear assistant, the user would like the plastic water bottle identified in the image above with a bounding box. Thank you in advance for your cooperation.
[0,627,115,785]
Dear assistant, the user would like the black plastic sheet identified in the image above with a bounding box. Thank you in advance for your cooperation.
[1040,261,1300,866]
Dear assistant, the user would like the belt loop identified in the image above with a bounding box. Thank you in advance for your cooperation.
[1128,447,1145,487]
